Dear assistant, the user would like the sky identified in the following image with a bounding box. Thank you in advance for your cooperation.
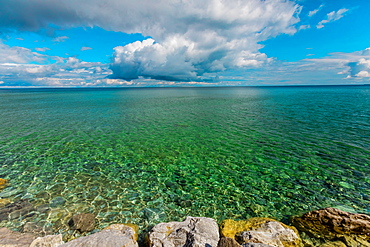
[0,0,370,87]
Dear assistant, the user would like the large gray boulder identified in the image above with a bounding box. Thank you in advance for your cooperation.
[59,224,138,247]
[149,216,219,247]
[0,227,36,247]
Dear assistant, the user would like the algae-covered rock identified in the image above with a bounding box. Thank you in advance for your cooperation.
[220,218,300,247]
[149,216,219,247]
[292,207,370,247]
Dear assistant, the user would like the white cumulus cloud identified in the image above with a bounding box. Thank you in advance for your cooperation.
[0,0,301,82]
[0,42,45,63]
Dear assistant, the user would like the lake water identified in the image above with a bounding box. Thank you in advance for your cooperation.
[0,86,369,236]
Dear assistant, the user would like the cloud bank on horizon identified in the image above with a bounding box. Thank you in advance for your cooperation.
[0,0,369,86]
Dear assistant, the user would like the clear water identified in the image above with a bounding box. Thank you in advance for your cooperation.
[0,86,369,236]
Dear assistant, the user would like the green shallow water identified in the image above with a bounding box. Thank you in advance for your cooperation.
[0,86,369,236]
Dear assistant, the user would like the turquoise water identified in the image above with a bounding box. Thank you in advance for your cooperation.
[0,86,369,236]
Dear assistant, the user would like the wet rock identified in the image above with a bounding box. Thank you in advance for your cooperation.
[0,178,8,190]
[29,234,64,247]
[149,216,219,247]
[50,197,66,208]
[68,213,95,233]
[0,227,36,247]
[292,207,370,237]
[220,218,300,247]
[59,224,138,247]
[218,237,242,247]
[0,199,34,221]
[236,221,299,247]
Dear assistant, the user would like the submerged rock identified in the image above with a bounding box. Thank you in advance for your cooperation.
[149,216,219,247]
[0,198,11,208]
[50,197,66,208]
[68,213,95,233]
[220,218,300,247]
[292,207,370,247]
[59,224,138,247]
[21,222,54,237]
[0,199,34,222]
[0,227,36,247]
[29,234,64,247]
[0,178,8,190]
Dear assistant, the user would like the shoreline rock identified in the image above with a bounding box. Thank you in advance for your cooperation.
[148,216,219,247]
[220,218,300,247]
[292,207,370,247]
[0,207,369,247]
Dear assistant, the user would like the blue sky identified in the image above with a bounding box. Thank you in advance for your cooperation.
[0,0,369,87]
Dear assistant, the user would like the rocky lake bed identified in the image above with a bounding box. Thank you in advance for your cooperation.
[1,178,369,247]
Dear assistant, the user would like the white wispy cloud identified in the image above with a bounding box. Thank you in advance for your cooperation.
[308,4,324,17]
[317,8,349,29]
[35,47,50,52]
[299,24,310,30]
[80,46,92,51]
[52,36,69,42]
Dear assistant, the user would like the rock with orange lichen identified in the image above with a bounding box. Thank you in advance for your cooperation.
[0,178,8,190]
[220,218,301,247]
[0,198,11,208]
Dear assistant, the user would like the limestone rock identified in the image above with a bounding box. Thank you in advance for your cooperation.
[292,207,370,247]
[69,213,95,233]
[0,199,34,222]
[149,216,219,247]
[236,221,299,247]
[104,224,139,241]
[220,218,300,247]
[29,234,64,247]
[0,178,7,190]
[0,227,36,247]
[59,224,138,247]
